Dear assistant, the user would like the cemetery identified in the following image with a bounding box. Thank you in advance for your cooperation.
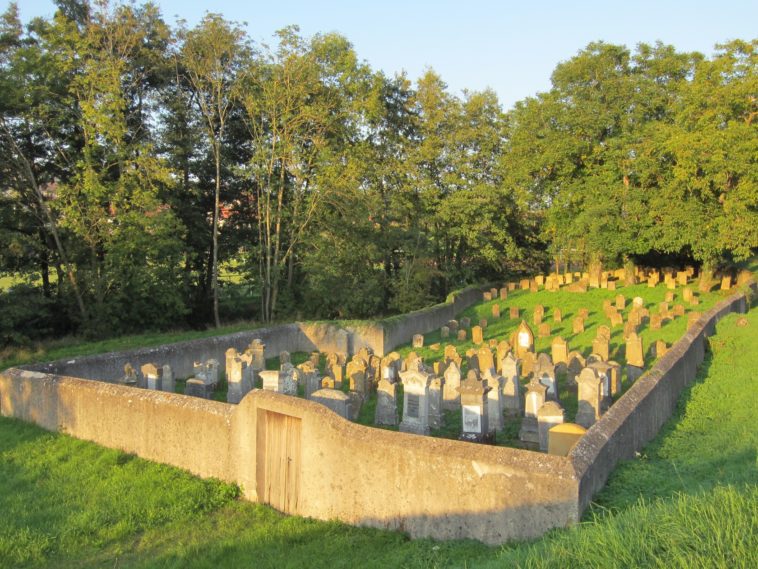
[1,265,753,544]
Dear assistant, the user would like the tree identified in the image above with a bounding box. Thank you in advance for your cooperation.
[179,13,250,327]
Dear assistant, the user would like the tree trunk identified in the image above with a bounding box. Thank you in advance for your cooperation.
[212,143,221,328]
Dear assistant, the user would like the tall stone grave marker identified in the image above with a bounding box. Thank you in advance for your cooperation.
[399,370,432,435]
[537,401,566,452]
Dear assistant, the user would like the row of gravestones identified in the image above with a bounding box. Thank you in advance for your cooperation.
[481,264,738,299]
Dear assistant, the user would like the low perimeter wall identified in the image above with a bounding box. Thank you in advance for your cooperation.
[0,283,751,544]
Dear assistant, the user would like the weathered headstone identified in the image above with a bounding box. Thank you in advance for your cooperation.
[141,363,161,391]
[442,361,462,410]
[485,372,504,433]
[477,346,495,376]
[399,370,433,435]
[279,350,291,365]
[688,311,702,328]
[500,353,522,415]
[534,353,558,400]
[499,287,508,300]
[533,305,544,325]
[519,379,547,445]
[412,334,424,348]
[576,368,602,428]
[440,326,450,339]
[491,304,501,319]
[566,351,586,386]
[429,377,443,430]
[654,339,668,358]
[375,379,398,425]
[185,378,209,399]
[226,352,251,404]
[311,388,350,419]
[521,351,537,377]
[495,340,511,372]
[615,294,626,310]
[578,308,590,319]
[162,365,175,393]
[650,314,662,330]
[625,332,644,382]
[548,423,587,456]
[673,304,685,317]
[551,336,569,370]
[460,317,471,329]
[509,306,520,319]
[483,291,492,301]
[553,308,562,323]
[514,320,534,358]
[592,336,609,361]
[457,329,467,341]
[458,372,490,441]
[572,316,585,334]
[472,325,484,345]
[537,401,566,451]
[121,363,138,386]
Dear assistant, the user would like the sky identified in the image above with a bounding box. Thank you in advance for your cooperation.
[16,0,758,110]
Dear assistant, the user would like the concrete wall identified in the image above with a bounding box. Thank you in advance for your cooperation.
[0,367,579,545]
[1,282,751,544]
[570,286,752,511]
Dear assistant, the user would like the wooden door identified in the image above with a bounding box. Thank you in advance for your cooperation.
[258,411,301,514]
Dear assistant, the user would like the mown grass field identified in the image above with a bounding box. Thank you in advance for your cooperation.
[1,289,756,567]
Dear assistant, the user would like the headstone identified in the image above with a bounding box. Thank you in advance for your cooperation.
[310,351,321,367]
[592,336,609,361]
[597,325,611,341]
[615,294,626,310]
[508,282,517,291]
[654,340,669,358]
[141,363,161,391]
[121,363,138,386]
[683,287,694,304]
[538,322,552,338]
[479,318,488,329]
[321,376,335,389]
[483,291,492,301]
[688,311,702,328]
[514,320,535,358]
[509,306,520,319]
[576,368,602,428]
[477,346,495,376]
[677,271,688,286]
[572,317,585,334]
[495,340,511,372]
[374,379,398,425]
[519,380,547,445]
[537,401,566,451]
[280,364,297,395]
[161,365,174,393]
[578,308,590,319]
[625,332,644,377]
[347,358,369,394]
[311,388,350,419]
[553,308,562,323]
[460,317,471,329]
[442,361,462,410]
[533,305,544,325]
[491,304,501,319]
[448,319,459,332]
[428,377,443,430]
[472,325,484,345]
[185,378,209,399]
[548,423,587,456]
[650,314,662,330]
[457,328,467,343]
[399,370,432,435]
[520,279,530,290]
[500,353,522,415]
[490,287,498,298]
[499,287,508,300]
[609,311,624,328]
[551,336,569,370]
[412,334,424,348]
[299,361,321,400]
[607,280,616,291]
[247,339,266,372]
[632,296,644,309]
[279,351,291,365]
[485,373,504,433]
[521,351,537,377]
[458,372,490,440]
[226,354,251,404]
[534,353,558,400]
[623,320,638,340]
[673,304,685,317]
[566,351,586,386]
[665,291,675,303]
[260,369,283,393]
[440,326,450,339]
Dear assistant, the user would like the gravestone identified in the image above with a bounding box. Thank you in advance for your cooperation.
[673,304,685,317]
[260,370,283,393]
[485,372,504,433]
[479,318,488,329]
[514,320,535,358]
[548,423,587,456]
[533,305,544,325]
[625,332,644,382]
[458,372,490,441]
[311,388,349,419]
[500,287,508,300]
[650,314,662,330]
[448,319,459,332]
[607,280,616,291]
[576,367,602,428]
[429,377,443,429]
[683,287,694,304]
[500,353,522,415]
[321,376,335,389]
[509,306,520,319]
[279,364,298,395]
[537,401,566,452]
[460,317,471,329]
[247,339,266,372]
[578,308,590,319]
[508,282,517,291]
[551,336,569,371]
[520,279,530,290]
[538,323,551,338]
[185,378,209,399]
[347,357,369,395]
[566,351,586,386]
[553,308,562,323]
[226,352,251,404]
[488,338,498,350]
[654,340,668,358]
[279,351,291,365]
[472,325,484,345]
[688,311,702,328]
[592,336,609,361]
[677,271,688,286]
[589,360,620,408]
[665,291,675,303]
[632,296,644,309]
[490,287,498,298]
[572,317,585,334]
[457,328,467,342]
[519,379,547,445]
[412,334,424,348]
[521,351,537,378]
[141,363,161,391]
[483,291,492,301]
[477,346,495,376]
[299,361,321,400]
[443,361,462,410]
[534,353,558,400]
[623,320,638,340]
[310,351,321,367]
[121,363,138,386]
[374,379,398,425]
[440,326,450,339]
[609,312,624,328]
[162,365,174,393]
[491,304,501,319]
[496,340,511,372]
[399,370,433,435]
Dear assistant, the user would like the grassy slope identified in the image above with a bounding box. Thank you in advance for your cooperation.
[1,303,756,567]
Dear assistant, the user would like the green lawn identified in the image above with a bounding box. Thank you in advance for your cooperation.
[1,304,756,568]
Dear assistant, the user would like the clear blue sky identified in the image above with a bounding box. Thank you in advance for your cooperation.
[17,0,758,110]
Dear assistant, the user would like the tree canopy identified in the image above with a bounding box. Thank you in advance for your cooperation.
[0,1,755,344]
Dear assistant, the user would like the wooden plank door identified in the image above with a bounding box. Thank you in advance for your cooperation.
[259,411,301,514]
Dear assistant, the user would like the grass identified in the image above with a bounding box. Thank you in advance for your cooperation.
[1,299,756,567]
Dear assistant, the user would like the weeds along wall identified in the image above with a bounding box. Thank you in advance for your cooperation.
[0,283,751,544]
